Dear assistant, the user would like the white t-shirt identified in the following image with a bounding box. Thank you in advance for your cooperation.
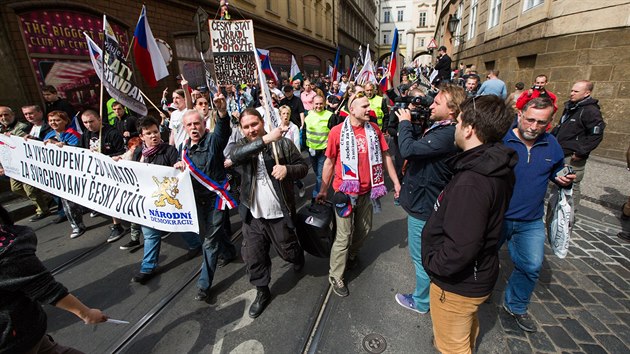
[29,125,42,139]
[284,122,300,150]
[169,108,189,149]
[249,153,283,219]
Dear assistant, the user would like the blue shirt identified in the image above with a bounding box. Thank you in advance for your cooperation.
[477,78,507,100]
[502,129,565,221]
[43,129,80,147]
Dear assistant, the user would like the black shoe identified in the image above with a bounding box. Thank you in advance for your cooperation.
[618,232,630,242]
[195,288,209,301]
[293,252,305,272]
[503,304,537,332]
[329,277,349,297]
[52,215,67,224]
[29,212,50,222]
[218,255,237,268]
[120,240,141,250]
[249,287,271,318]
[132,272,154,284]
[186,247,202,260]
[107,225,127,243]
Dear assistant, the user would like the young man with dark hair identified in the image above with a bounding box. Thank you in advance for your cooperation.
[422,95,518,353]
[41,85,75,120]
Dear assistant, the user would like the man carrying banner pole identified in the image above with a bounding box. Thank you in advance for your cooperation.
[174,94,236,302]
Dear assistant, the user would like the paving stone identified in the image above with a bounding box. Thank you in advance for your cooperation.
[586,250,616,264]
[507,337,533,354]
[548,284,581,307]
[607,324,630,347]
[551,270,578,287]
[526,329,556,352]
[590,241,621,256]
[611,245,630,259]
[591,292,624,312]
[574,239,596,249]
[579,343,608,354]
[559,318,595,343]
[612,256,630,269]
[568,247,589,257]
[545,302,570,316]
[528,302,558,325]
[588,305,622,325]
[581,258,609,271]
[600,271,630,291]
[594,334,630,353]
[532,286,557,302]
[617,298,630,312]
[577,230,599,241]
[586,274,626,298]
[571,309,609,333]
[616,312,630,327]
[543,325,579,349]
[568,259,598,275]
[606,264,630,280]
[569,288,597,304]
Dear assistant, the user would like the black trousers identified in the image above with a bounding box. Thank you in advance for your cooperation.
[241,213,303,287]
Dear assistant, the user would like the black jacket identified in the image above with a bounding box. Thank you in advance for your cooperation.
[422,143,517,298]
[552,97,605,159]
[112,113,139,144]
[80,124,126,157]
[231,136,308,228]
[132,143,178,166]
[181,114,231,201]
[434,54,452,82]
[398,120,458,221]
[0,225,69,354]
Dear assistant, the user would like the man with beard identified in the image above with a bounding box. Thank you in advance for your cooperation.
[500,98,575,333]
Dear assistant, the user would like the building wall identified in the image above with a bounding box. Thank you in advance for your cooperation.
[435,0,630,160]
[338,0,378,69]
[0,0,336,114]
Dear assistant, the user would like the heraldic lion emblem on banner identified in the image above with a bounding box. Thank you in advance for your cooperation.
[151,176,183,209]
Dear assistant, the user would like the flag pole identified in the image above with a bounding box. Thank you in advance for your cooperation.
[98,15,106,154]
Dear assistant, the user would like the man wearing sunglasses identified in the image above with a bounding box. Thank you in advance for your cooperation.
[500,97,575,333]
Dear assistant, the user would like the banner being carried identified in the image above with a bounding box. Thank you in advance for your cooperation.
[209,20,257,86]
[84,17,148,116]
[0,135,198,233]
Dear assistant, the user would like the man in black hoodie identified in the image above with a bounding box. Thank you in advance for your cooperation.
[421,95,517,353]
[551,80,605,212]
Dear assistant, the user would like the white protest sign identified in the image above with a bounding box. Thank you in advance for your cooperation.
[209,20,257,86]
[0,135,198,233]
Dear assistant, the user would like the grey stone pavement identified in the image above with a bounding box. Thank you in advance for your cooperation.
[2,153,629,353]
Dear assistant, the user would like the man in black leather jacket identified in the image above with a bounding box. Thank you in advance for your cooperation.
[231,108,308,319]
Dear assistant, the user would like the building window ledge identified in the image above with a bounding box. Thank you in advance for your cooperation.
[265,9,281,19]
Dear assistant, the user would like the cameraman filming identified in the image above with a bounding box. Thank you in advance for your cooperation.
[393,84,466,315]
[386,88,433,179]
[515,74,558,112]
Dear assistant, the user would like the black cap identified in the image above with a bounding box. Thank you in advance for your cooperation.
[438,46,447,52]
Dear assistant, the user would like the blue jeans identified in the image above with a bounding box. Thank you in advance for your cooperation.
[310,150,326,198]
[140,226,201,274]
[408,215,430,312]
[499,219,546,315]
[190,200,237,290]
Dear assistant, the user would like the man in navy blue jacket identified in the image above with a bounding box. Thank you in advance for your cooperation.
[500,97,575,333]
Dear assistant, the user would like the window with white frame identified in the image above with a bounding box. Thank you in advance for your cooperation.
[468,0,478,39]
[418,37,425,47]
[523,0,544,11]
[418,12,427,27]
[454,1,463,44]
[397,10,404,22]
[488,0,502,28]
[384,10,391,23]
[383,31,390,44]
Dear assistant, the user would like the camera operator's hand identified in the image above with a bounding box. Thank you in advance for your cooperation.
[395,108,412,122]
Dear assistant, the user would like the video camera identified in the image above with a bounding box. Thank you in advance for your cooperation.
[394,94,433,128]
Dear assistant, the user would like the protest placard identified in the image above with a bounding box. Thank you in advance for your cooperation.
[209,20,257,86]
[0,135,198,233]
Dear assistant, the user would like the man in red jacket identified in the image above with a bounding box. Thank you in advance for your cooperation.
[515,74,558,113]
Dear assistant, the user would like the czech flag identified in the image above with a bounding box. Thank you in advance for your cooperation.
[67,112,83,139]
[133,5,169,87]
[257,49,279,83]
[331,47,340,81]
[386,28,399,90]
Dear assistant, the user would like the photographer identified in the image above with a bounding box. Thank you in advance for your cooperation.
[393,84,466,315]
[515,74,557,112]
[386,88,433,180]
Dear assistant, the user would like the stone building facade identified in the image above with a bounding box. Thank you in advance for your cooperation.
[434,0,630,160]
[337,0,378,70]
[0,0,337,114]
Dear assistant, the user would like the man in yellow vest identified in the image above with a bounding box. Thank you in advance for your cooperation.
[364,82,389,131]
[305,95,332,200]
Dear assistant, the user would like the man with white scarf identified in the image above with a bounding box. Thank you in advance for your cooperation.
[316,92,401,297]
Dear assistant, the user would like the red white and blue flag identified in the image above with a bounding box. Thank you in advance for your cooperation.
[385,28,399,91]
[257,48,279,83]
[331,47,340,81]
[182,150,237,210]
[133,5,169,87]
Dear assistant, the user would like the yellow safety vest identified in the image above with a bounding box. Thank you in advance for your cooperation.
[369,95,384,129]
[305,110,332,150]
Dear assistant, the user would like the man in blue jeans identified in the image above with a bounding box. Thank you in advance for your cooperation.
[174,96,237,301]
[500,97,575,332]
[130,117,202,284]
[394,84,466,314]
